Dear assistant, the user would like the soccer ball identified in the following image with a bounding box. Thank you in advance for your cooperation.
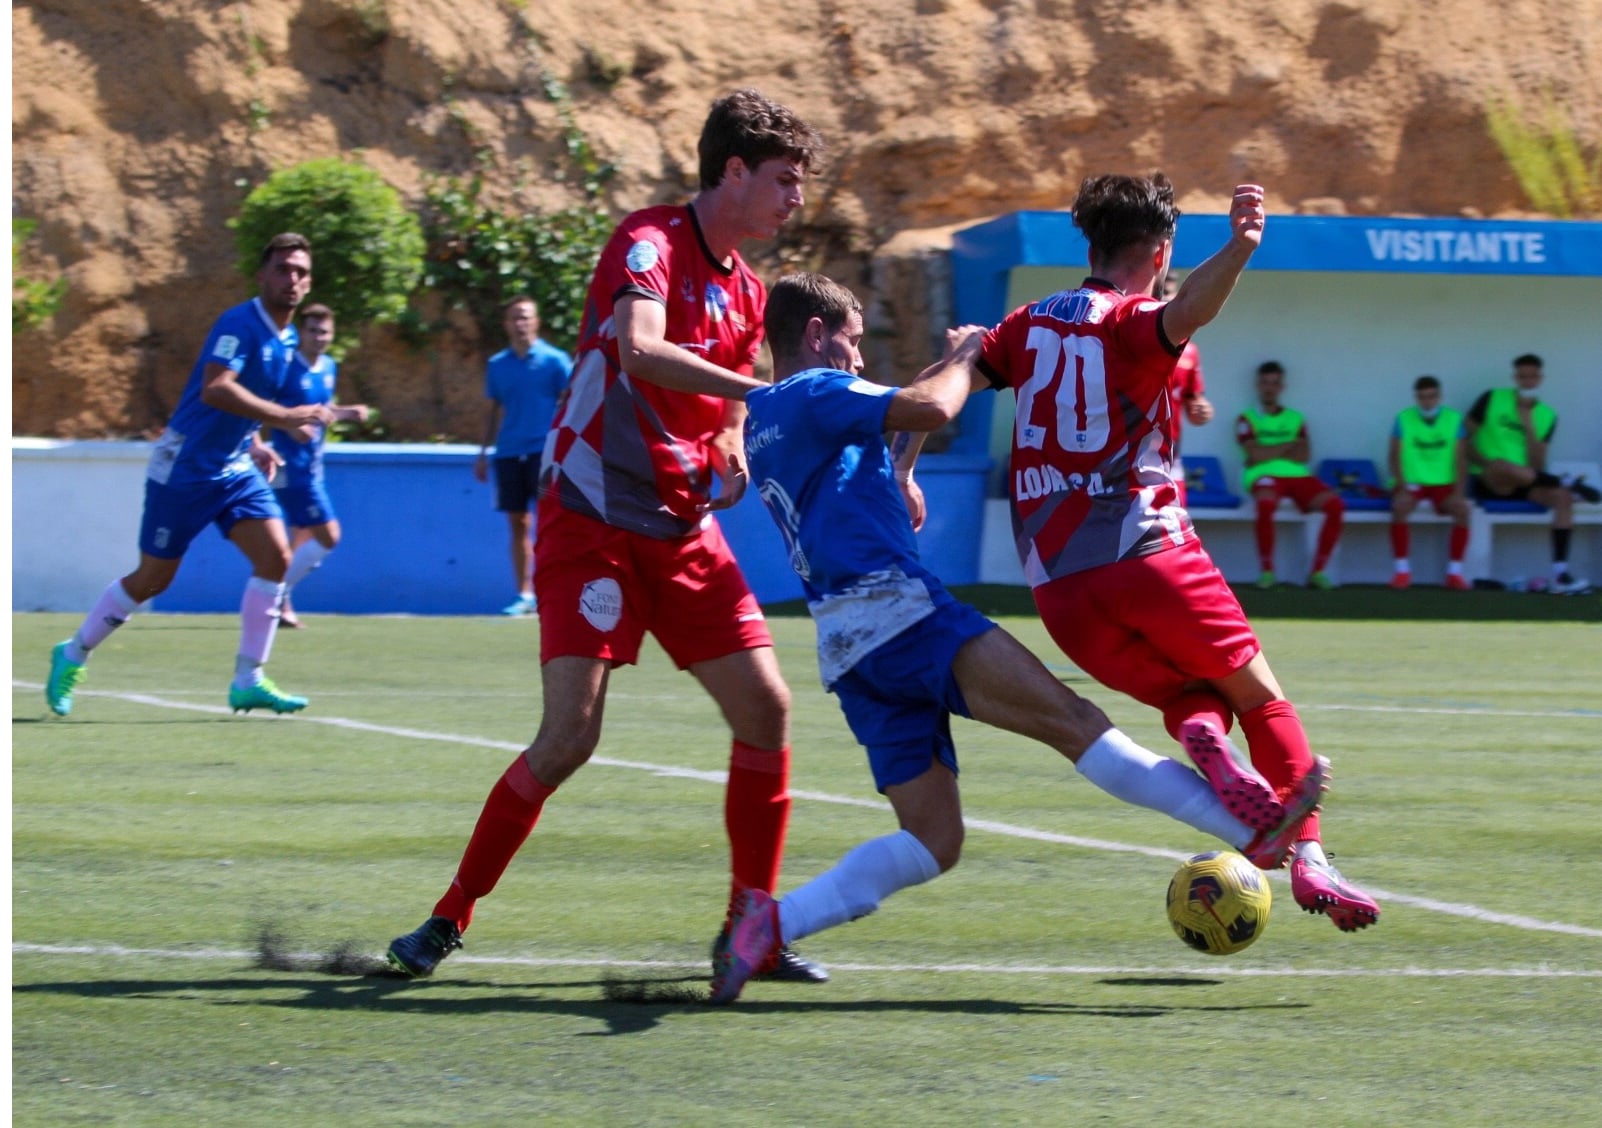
[1166,850,1272,956]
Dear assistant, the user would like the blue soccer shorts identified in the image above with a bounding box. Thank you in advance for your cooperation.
[829,599,997,793]
[139,472,283,558]
[275,478,337,528]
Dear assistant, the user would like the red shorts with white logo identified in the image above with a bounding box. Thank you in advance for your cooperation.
[1401,483,1457,511]
[534,496,772,668]
[1031,536,1260,709]
[1250,474,1334,511]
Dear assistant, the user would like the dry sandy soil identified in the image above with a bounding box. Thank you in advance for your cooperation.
[12,0,1600,438]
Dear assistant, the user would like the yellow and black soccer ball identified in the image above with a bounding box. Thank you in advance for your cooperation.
[1166,850,1272,956]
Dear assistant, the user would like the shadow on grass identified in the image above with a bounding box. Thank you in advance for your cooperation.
[13,971,1307,1037]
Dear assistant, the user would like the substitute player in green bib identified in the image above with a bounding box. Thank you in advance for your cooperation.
[1236,361,1344,589]
[1467,354,1597,594]
[1387,375,1470,590]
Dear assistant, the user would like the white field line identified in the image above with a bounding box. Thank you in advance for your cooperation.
[10,943,1600,979]
[14,681,1602,941]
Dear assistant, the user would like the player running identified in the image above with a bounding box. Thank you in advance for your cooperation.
[45,233,328,718]
[973,175,1380,932]
[387,90,829,982]
[712,272,1324,1003]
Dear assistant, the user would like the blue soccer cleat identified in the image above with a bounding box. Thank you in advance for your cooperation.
[229,678,309,714]
[386,916,463,978]
[45,640,86,716]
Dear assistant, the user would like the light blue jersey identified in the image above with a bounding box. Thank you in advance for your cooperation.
[271,351,337,486]
[487,339,573,459]
[149,298,298,487]
[745,369,947,686]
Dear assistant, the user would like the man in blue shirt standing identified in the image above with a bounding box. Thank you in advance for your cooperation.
[474,296,572,616]
[712,273,1324,1003]
[45,233,331,717]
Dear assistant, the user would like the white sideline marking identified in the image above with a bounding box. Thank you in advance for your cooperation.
[11,943,1600,979]
[14,681,1602,940]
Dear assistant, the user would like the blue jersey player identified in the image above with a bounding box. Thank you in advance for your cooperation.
[711,273,1326,1003]
[45,233,333,717]
[267,303,370,628]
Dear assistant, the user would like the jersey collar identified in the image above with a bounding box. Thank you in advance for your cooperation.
[251,297,296,342]
[685,202,737,277]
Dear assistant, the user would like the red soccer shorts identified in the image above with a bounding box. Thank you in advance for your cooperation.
[1031,537,1260,709]
[1251,474,1334,511]
[534,497,773,668]
[1401,483,1457,512]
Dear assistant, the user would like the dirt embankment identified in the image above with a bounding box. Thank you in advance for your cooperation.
[12,0,1599,438]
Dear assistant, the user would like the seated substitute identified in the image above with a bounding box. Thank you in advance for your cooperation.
[1387,374,1471,591]
[1466,353,1597,594]
[1236,360,1344,589]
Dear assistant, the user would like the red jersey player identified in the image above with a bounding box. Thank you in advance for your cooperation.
[975,174,1379,933]
[1160,273,1213,506]
[387,90,830,980]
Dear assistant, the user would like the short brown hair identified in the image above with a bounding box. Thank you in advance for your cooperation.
[764,272,862,364]
[1071,174,1180,265]
[258,231,312,269]
[698,89,823,190]
[299,303,334,323]
[502,295,537,317]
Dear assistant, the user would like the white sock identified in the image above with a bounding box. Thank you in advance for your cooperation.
[1393,558,1410,574]
[1076,728,1254,846]
[284,540,331,591]
[70,580,142,662]
[1294,839,1329,865]
[235,576,285,688]
[1552,560,1570,580]
[776,829,940,946]
[1445,561,1464,577]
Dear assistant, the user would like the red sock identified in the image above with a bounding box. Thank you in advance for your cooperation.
[724,741,790,910]
[1312,498,1345,573]
[1389,522,1409,559]
[1160,689,1234,742]
[1448,523,1469,563]
[432,755,557,932]
[1238,700,1321,842]
[1254,496,1277,572]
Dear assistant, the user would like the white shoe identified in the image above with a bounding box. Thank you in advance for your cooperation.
[1550,573,1593,595]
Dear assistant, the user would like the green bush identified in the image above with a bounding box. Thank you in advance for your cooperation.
[12,218,67,334]
[232,157,425,353]
[420,172,611,352]
[1486,90,1602,218]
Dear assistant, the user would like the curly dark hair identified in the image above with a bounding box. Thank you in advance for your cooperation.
[697,89,823,189]
[1070,173,1180,265]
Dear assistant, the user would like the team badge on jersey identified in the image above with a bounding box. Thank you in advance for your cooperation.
[704,282,730,323]
[213,335,239,360]
[626,240,660,273]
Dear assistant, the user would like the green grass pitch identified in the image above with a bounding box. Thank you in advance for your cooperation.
[11,603,1602,1126]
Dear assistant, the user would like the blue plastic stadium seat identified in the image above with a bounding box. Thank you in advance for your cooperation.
[1183,455,1241,509]
[1317,458,1391,511]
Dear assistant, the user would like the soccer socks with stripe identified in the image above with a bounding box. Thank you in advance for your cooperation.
[234,576,285,689]
[1075,728,1254,845]
[68,579,141,662]
[284,539,331,592]
[725,741,791,908]
[1312,496,1345,574]
[433,755,557,932]
[1239,699,1322,842]
[777,829,940,946]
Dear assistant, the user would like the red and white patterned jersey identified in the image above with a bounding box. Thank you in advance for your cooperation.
[541,204,766,539]
[1170,341,1204,423]
[978,279,1194,587]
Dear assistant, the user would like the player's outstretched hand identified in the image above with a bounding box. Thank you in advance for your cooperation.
[899,475,927,532]
[700,450,749,513]
[944,324,988,359]
[1230,184,1266,248]
[250,439,284,483]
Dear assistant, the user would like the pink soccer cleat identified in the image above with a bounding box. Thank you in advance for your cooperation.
[1180,719,1284,832]
[709,888,781,1005]
[1292,855,1381,932]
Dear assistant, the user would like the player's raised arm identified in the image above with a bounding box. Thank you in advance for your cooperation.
[1162,184,1265,345]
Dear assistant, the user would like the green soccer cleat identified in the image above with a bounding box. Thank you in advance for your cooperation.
[1308,570,1335,590]
[229,677,309,714]
[1255,570,1276,590]
[45,640,86,716]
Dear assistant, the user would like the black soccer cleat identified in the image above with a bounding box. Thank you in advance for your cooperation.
[386,915,463,978]
[711,924,829,983]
